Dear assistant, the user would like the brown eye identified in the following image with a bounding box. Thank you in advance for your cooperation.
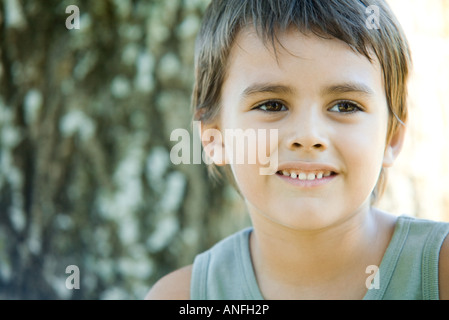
[329,101,362,113]
[255,101,287,112]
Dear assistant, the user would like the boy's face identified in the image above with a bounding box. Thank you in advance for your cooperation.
[206,28,403,230]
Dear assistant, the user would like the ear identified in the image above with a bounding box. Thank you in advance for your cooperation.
[199,121,228,166]
[383,124,406,168]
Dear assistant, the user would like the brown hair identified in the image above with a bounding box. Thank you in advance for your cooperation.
[192,0,412,204]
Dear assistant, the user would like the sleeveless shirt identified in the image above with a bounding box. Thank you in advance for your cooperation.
[190,215,449,299]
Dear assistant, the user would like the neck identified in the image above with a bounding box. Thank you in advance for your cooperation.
[248,205,393,299]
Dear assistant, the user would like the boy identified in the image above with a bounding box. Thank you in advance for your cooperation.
[146,0,449,299]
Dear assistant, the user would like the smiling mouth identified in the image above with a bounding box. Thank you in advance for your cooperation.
[275,169,338,181]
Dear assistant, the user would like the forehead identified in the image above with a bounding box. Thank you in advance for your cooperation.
[223,27,385,99]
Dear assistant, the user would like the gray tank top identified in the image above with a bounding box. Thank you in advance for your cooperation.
[190,215,449,299]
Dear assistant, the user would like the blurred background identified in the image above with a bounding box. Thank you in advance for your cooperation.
[0,0,447,299]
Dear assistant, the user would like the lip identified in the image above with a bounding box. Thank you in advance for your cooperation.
[276,161,339,188]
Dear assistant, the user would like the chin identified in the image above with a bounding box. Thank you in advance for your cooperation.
[252,201,348,231]
[282,213,340,231]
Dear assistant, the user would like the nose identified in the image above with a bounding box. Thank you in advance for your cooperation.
[285,108,328,152]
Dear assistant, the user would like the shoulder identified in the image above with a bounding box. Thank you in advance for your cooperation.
[407,215,449,300]
[145,264,192,300]
[439,232,449,300]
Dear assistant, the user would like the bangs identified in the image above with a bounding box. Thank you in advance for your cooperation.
[238,0,374,61]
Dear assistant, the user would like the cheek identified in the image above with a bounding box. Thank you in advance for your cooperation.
[230,163,268,207]
[341,121,388,194]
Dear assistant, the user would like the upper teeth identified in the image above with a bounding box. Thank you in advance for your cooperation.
[280,170,332,180]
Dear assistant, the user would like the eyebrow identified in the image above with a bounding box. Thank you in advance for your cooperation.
[240,81,375,101]
[240,83,295,100]
[321,82,375,97]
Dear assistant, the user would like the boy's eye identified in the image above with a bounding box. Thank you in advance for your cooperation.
[328,101,363,113]
[254,101,287,112]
